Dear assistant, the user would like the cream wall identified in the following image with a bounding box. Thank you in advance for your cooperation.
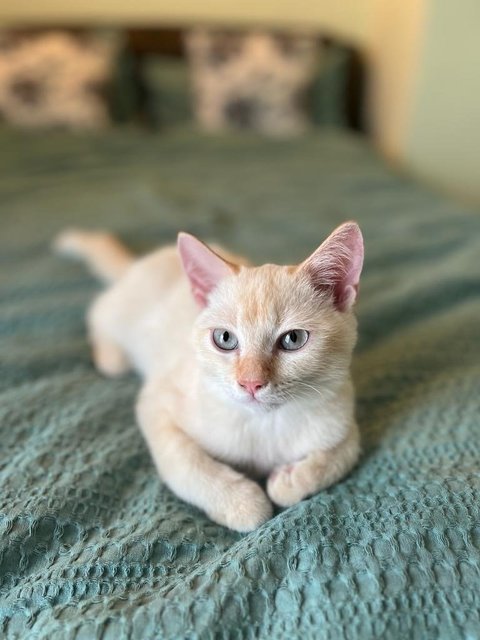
[368,0,480,203]
[366,0,428,160]
[0,0,373,46]
[405,0,480,203]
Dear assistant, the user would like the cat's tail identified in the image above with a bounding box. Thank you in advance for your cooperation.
[53,229,134,284]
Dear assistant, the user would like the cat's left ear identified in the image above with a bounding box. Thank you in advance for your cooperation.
[300,222,364,311]
[178,233,235,307]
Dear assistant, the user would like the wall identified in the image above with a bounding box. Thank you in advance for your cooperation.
[0,0,373,46]
[366,0,427,160]
[405,0,480,202]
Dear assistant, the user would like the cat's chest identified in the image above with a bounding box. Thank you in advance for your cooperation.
[182,396,334,476]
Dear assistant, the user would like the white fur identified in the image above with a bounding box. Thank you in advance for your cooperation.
[54,224,363,532]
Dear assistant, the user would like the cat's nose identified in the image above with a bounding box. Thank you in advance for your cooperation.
[238,379,266,397]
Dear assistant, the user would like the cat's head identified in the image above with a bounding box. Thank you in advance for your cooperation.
[178,222,363,411]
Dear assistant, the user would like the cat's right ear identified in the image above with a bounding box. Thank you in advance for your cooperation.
[300,221,364,312]
[177,233,235,307]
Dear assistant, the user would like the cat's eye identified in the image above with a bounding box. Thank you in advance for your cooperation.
[278,329,309,351]
[212,328,239,351]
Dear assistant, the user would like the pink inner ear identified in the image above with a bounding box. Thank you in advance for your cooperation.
[177,233,233,307]
[303,222,364,311]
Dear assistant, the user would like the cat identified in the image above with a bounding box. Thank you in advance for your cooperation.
[54,222,364,532]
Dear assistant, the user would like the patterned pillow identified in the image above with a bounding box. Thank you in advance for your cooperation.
[0,31,118,129]
[185,29,319,136]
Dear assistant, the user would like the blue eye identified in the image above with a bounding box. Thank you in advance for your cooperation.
[278,329,309,351]
[212,329,239,351]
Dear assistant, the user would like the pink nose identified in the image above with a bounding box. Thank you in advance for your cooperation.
[238,379,266,397]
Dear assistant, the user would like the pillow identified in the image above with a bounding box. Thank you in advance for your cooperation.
[184,29,319,136]
[0,30,119,129]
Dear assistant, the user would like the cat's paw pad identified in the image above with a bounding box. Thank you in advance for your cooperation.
[267,462,310,507]
[211,480,273,533]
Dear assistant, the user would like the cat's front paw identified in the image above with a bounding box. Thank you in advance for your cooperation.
[267,462,311,507]
[209,479,273,533]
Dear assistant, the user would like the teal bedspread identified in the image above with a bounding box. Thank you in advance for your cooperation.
[1,127,479,639]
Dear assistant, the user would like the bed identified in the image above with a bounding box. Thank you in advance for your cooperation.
[1,125,479,638]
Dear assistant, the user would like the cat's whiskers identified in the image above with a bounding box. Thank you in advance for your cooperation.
[296,381,324,397]
[283,389,301,406]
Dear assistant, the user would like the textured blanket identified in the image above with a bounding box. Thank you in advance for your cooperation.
[1,127,479,639]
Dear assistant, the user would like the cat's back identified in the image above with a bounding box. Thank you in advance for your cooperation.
[100,244,186,320]
[127,244,184,293]
[93,244,197,376]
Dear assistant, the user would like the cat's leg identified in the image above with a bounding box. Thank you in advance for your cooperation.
[137,390,273,532]
[87,293,130,377]
[90,331,129,377]
[267,426,360,507]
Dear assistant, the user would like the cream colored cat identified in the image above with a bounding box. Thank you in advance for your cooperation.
[54,222,364,532]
